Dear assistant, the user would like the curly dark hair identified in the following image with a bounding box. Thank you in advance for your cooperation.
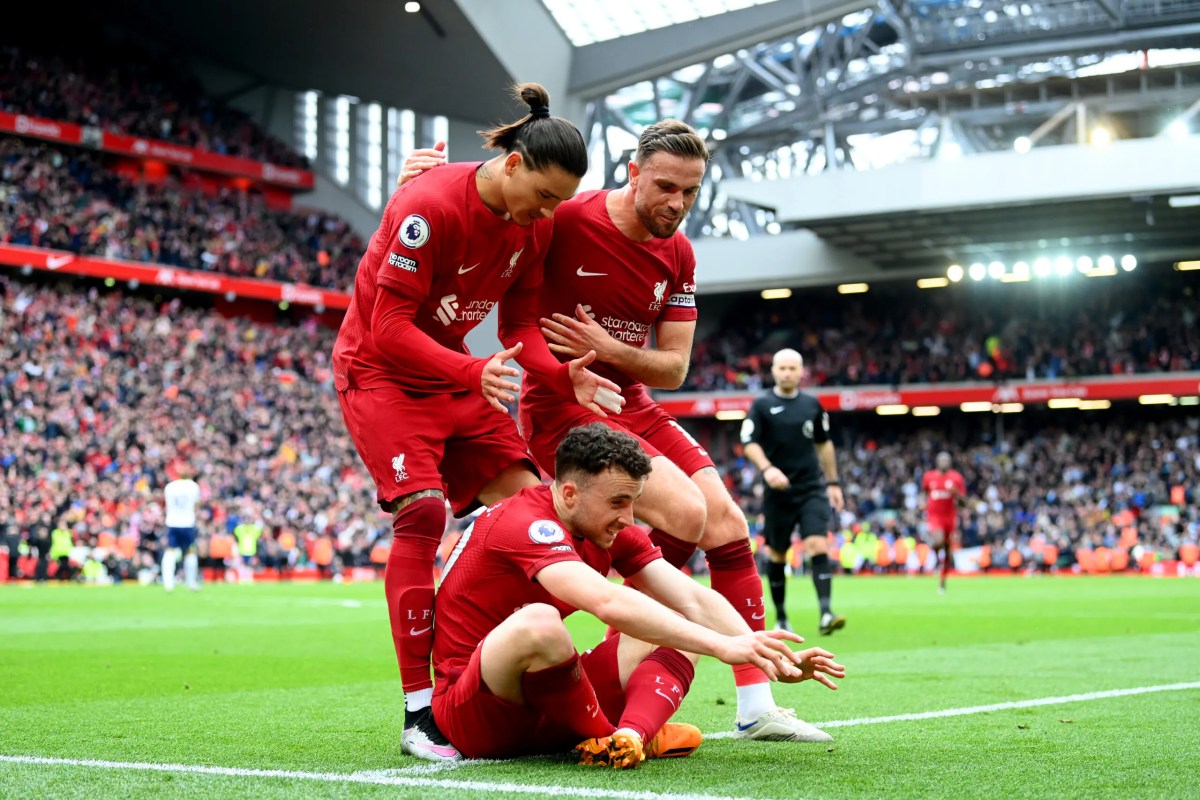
[555,423,652,484]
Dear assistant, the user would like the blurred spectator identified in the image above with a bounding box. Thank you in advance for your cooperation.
[0,43,307,168]
[0,137,363,291]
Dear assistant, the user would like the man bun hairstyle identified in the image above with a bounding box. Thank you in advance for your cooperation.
[635,119,710,165]
[478,82,588,178]
[555,423,652,484]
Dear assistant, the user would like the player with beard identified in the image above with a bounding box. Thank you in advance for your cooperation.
[432,424,845,767]
[400,121,833,742]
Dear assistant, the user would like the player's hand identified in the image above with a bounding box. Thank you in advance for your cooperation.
[717,629,807,681]
[541,304,616,362]
[567,350,625,417]
[774,647,845,689]
[763,465,791,490]
[481,342,523,413]
[827,484,845,513]
[397,141,447,186]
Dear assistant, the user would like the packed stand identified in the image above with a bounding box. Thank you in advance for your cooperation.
[719,410,1200,572]
[0,275,397,584]
[0,43,307,168]
[0,137,362,291]
[684,274,1200,391]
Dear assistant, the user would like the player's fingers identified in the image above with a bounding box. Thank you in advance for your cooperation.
[584,402,608,419]
[575,304,592,322]
[433,140,447,153]
[812,673,839,690]
[750,654,779,681]
[486,396,507,413]
[570,350,597,370]
[551,312,582,329]
[765,629,805,645]
[497,342,523,361]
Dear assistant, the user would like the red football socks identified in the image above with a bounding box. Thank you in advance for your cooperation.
[617,647,695,742]
[649,528,699,570]
[385,496,445,694]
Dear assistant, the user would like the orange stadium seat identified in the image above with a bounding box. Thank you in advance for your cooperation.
[1075,548,1095,574]
[1092,547,1112,574]
[1110,548,1130,572]
[1119,527,1138,549]
[1042,545,1059,569]
[1180,543,1200,567]
[893,538,910,565]
[1138,550,1157,573]
[369,544,390,565]
[116,535,137,560]
[978,544,992,571]
[875,541,893,570]
[209,534,234,560]
[915,542,931,570]
[1007,549,1022,570]
[96,531,116,549]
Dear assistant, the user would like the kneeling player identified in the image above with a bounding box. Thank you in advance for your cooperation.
[431,424,844,767]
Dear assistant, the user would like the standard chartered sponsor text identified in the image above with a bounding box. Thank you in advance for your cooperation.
[600,316,651,343]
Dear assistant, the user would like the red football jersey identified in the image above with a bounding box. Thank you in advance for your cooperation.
[922,469,966,517]
[432,484,661,686]
[333,162,552,394]
[511,190,699,409]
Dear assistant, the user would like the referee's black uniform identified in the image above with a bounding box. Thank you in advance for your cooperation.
[741,390,843,633]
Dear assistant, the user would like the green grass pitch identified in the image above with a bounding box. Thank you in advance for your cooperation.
[2,574,1197,799]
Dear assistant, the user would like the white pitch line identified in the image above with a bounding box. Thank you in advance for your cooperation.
[706,680,1200,738]
[5,682,1198,796]
[0,755,763,800]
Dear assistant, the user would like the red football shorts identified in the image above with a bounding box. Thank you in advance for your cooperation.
[519,392,715,478]
[927,513,958,536]
[339,386,536,516]
[433,635,625,759]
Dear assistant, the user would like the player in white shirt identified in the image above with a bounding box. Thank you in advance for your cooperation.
[163,468,202,592]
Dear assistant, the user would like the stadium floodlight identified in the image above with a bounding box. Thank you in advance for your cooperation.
[875,404,909,415]
[760,288,793,299]
[1076,256,1093,272]
[1078,399,1113,410]
[1121,254,1137,271]
[918,277,950,289]
[1033,257,1052,277]
[1013,136,1032,154]
[1047,398,1081,409]
[1012,261,1030,279]
[1085,265,1117,278]
[947,264,964,282]
[1097,255,1115,271]
[960,401,993,412]
[1168,195,1200,208]
[715,409,747,421]
[912,406,941,416]
[1175,260,1200,271]
[1180,396,1200,406]
[998,403,1024,413]
[1166,120,1189,140]
[1055,256,1073,276]
[404,1,420,12]
[1091,126,1112,146]
[987,261,1005,279]
[969,263,986,281]
[837,283,869,294]
[1138,394,1175,405]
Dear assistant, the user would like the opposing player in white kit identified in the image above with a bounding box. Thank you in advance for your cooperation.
[163,468,202,592]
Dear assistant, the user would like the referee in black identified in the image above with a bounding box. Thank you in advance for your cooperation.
[740,348,846,635]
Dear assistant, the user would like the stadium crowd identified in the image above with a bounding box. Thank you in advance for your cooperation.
[722,412,1200,572]
[0,275,394,584]
[685,276,1200,391]
[0,136,362,291]
[0,43,307,168]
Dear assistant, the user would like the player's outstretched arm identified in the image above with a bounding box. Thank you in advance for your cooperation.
[629,559,844,689]
[397,141,447,186]
[537,560,807,681]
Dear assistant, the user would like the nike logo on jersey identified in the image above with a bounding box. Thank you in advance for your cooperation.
[576,266,607,277]
[751,611,766,620]
[457,263,480,274]
[409,625,432,636]
[770,406,785,414]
